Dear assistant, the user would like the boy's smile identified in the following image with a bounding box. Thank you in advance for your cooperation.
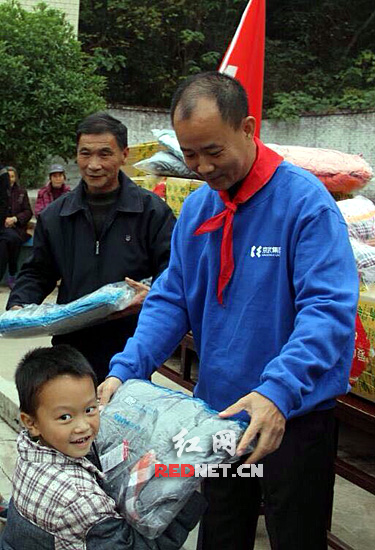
[22,374,99,458]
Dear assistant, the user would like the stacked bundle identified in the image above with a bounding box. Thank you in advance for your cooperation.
[337,195,375,286]
[126,131,374,215]
[336,196,375,402]
[267,143,373,194]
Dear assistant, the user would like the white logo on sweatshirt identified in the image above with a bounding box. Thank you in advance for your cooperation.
[250,246,281,258]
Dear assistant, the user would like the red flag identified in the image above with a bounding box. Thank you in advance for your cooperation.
[218,0,265,137]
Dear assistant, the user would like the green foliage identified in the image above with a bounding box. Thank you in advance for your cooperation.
[265,1,375,119]
[266,48,375,120]
[79,0,248,107]
[78,0,375,120]
[0,1,106,186]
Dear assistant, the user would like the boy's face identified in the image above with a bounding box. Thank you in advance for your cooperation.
[21,375,99,459]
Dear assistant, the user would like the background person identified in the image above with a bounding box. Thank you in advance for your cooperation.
[0,167,32,289]
[0,165,9,229]
[7,112,175,383]
[98,73,359,550]
[34,163,70,217]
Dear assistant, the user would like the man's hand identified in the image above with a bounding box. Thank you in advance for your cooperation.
[97,376,123,408]
[108,277,150,320]
[219,392,286,464]
[4,216,17,228]
[10,305,23,310]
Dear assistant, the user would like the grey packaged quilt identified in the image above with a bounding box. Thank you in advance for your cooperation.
[97,380,254,538]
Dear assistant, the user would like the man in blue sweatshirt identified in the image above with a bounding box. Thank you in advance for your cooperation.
[99,73,359,550]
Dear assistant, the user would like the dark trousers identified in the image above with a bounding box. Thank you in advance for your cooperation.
[197,408,336,550]
[0,228,23,279]
[52,316,138,384]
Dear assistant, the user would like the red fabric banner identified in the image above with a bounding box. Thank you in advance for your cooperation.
[350,314,371,384]
[218,0,266,137]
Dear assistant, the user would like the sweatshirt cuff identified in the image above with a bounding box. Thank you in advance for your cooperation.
[253,379,296,419]
[107,362,137,384]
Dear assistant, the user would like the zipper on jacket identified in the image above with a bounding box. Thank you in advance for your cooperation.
[95,241,100,255]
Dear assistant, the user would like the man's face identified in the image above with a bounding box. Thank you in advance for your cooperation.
[8,170,16,186]
[21,375,100,459]
[174,98,256,192]
[77,132,129,194]
[50,172,65,189]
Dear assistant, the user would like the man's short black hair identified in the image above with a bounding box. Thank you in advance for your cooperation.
[170,71,249,130]
[16,345,97,416]
[76,112,128,149]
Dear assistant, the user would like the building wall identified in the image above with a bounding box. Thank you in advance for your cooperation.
[108,107,375,172]
[261,111,375,177]
[55,108,375,190]
[0,0,80,35]
[109,106,172,145]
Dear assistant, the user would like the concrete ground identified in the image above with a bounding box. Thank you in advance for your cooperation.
[0,284,374,549]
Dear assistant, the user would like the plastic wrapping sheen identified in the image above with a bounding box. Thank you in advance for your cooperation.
[0,281,137,338]
[97,380,254,538]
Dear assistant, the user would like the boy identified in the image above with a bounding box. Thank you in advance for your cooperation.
[1,345,203,550]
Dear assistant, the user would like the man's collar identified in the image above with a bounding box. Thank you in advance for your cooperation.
[60,171,144,216]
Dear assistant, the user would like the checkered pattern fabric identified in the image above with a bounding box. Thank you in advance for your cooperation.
[12,430,121,550]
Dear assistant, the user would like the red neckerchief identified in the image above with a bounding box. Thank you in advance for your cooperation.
[194,137,283,304]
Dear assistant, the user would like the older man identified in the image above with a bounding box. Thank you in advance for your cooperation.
[7,112,175,382]
[99,73,358,549]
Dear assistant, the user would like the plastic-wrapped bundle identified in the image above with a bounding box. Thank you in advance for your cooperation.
[0,281,138,338]
[152,129,184,161]
[97,380,254,539]
[337,196,375,241]
[267,143,373,193]
[349,238,375,285]
[134,151,199,180]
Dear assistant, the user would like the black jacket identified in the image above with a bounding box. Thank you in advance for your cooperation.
[5,181,33,241]
[7,172,175,379]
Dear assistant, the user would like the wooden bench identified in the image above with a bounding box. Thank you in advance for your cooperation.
[159,332,197,391]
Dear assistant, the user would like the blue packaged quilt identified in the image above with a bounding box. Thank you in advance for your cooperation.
[96,380,255,538]
[0,281,136,338]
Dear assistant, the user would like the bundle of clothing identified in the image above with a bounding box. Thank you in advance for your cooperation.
[134,130,199,180]
[337,196,375,285]
[0,281,137,337]
[97,380,254,538]
[266,143,373,193]
[134,129,373,195]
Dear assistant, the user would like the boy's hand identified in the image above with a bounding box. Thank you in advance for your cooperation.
[97,377,122,409]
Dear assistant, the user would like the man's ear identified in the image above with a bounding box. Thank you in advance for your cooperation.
[20,412,41,437]
[122,146,130,165]
[242,116,256,139]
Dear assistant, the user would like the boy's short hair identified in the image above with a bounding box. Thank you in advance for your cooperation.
[16,345,97,416]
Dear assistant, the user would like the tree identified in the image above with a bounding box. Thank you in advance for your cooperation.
[79,0,248,107]
[79,0,375,120]
[264,0,375,118]
[0,1,106,185]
